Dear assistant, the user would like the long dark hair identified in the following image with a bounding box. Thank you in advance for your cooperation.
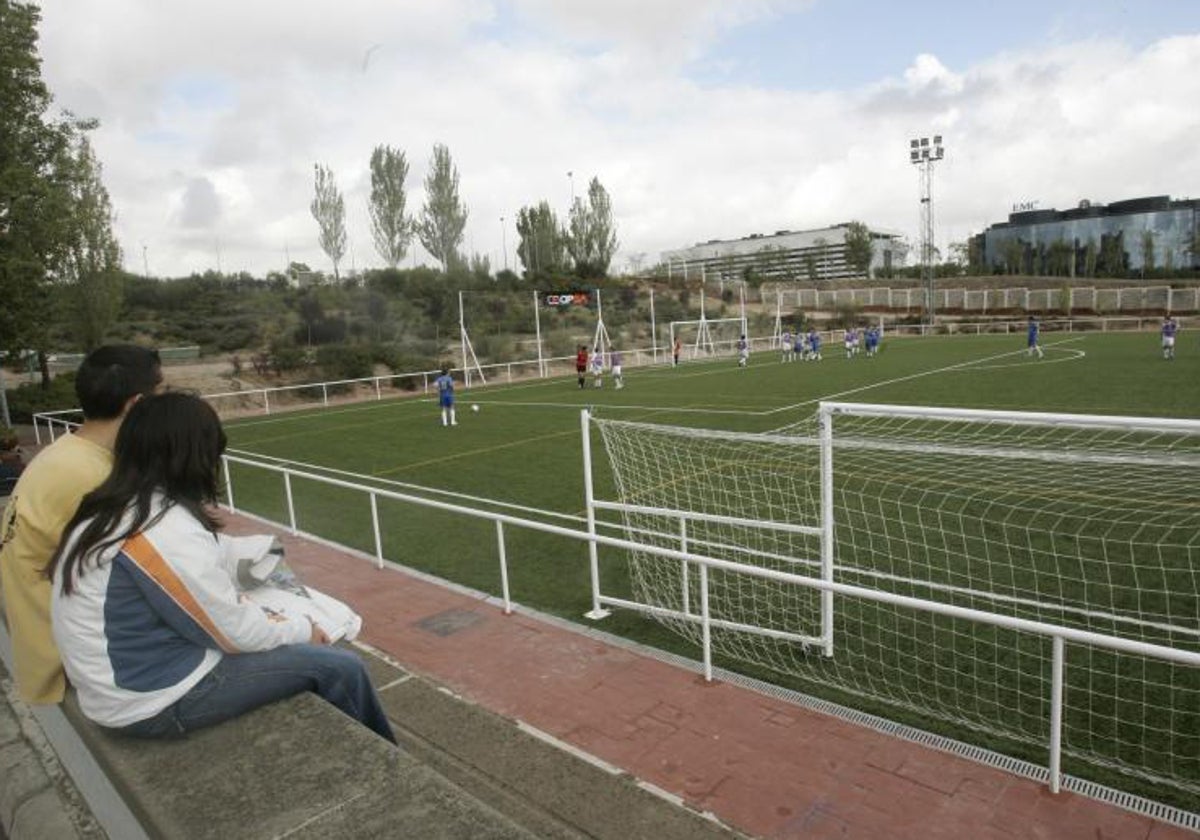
[50,392,227,595]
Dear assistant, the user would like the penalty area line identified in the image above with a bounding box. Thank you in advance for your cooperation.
[761,337,1088,430]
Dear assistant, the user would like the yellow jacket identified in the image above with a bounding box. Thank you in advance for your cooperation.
[0,433,112,704]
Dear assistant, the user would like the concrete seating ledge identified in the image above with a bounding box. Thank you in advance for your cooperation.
[54,650,535,840]
[4,639,742,840]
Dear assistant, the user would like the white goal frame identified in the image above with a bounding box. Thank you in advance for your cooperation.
[668,318,746,359]
[581,403,1200,797]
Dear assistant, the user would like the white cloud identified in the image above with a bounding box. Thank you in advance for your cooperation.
[31,3,1200,277]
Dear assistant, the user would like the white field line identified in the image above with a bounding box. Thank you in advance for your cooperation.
[228,336,1087,436]
[761,337,1088,430]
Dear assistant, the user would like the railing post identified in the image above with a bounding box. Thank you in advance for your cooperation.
[284,472,297,534]
[700,561,712,682]
[496,520,512,614]
[263,389,271,415]
[370,492,383,570]
[33,416,42,446]
[581,409,610,619]
[375,378,382,400]
[1049,635,1065,794]
[680,517,691,615]
[222,455,236,512]
[819,404,835,657]
[321,384,329,406]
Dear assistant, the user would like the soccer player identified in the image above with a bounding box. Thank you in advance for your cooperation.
[435,367,457,426]
[0,345,163,704]
[844,327,856,359]
[611,349,624,389]
[591,347,604,387]
[795,330,806,361]
[808,328,822,361]
[1027,316,1044,359]
[673,337,682,367]
[576,345,588,388]
[736,334,749,368]
[865,326,880,357]
[1161,315,1178,360]
[781,329,793,363]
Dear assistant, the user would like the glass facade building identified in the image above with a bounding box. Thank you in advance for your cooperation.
[975,195,1199,274]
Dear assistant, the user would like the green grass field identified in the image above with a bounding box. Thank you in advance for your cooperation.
[222,330,1200,810]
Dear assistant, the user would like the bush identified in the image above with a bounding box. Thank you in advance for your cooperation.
[5,373,80,423]
[315,345,373,383]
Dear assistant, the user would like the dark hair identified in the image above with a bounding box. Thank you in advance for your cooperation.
[49,392,227,595]
[75,345,163,420]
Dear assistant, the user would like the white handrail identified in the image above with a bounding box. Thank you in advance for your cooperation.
[29,313,1178,442]
[221,445,1199,798]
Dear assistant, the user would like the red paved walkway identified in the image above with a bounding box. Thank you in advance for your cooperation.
[226,514,1196,840]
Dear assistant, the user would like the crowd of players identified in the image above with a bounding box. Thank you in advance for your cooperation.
[566,315,1181,390]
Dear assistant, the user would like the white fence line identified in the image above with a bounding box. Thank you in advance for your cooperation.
[27,313,1176,445]
[763,283,1200,313]
[221,416,1199,797]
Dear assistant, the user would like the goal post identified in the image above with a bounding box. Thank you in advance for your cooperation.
[669,318,746,360]
[583,402,1200,800]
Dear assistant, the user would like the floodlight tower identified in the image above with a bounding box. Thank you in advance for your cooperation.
[909,135,945,326]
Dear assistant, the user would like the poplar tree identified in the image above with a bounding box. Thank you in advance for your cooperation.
[564,176,618,278]
[368,144,412,268]
[311,163,347,280]
[417,143,468,272]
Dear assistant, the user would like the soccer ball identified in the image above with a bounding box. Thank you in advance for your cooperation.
[472,404,480,413]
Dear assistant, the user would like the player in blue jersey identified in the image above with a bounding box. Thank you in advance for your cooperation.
[1161,316,1178,360]
[865,326,880,357]
[795,330,806,361]
[807,328,822,361]
[435,367,457,426]
[1027,316,1044,359]
[736,334,749,368]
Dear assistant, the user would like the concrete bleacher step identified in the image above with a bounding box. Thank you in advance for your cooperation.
[45,641,741,839]
[366,651,743,840]
[64,689,535,840]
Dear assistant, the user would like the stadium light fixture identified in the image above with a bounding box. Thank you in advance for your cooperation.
[909,135,946,326]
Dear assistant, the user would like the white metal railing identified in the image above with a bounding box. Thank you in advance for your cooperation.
[581,407,1200,797]
[28,313,1177,444]
[763,283,1200,314]
[219,415,1200,798]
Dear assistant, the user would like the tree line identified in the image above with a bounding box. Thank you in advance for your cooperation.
[0,1,122,380]
[312,145,619,282]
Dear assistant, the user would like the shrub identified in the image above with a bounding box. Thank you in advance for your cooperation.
[315,345,373,383]
[5,373,80,423]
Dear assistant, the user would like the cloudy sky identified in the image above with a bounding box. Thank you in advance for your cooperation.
[33,0,1200,278]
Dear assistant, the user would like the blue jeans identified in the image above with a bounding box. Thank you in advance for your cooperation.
[118,645,395,743]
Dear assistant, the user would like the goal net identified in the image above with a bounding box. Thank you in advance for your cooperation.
[592,404,1200,798]
[669,318,745,359]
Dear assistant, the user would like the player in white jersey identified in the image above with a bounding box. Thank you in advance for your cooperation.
[1161,316,1178,360]
[781,330,793,362]
[591,349,604,387]
[736,335,749,368]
